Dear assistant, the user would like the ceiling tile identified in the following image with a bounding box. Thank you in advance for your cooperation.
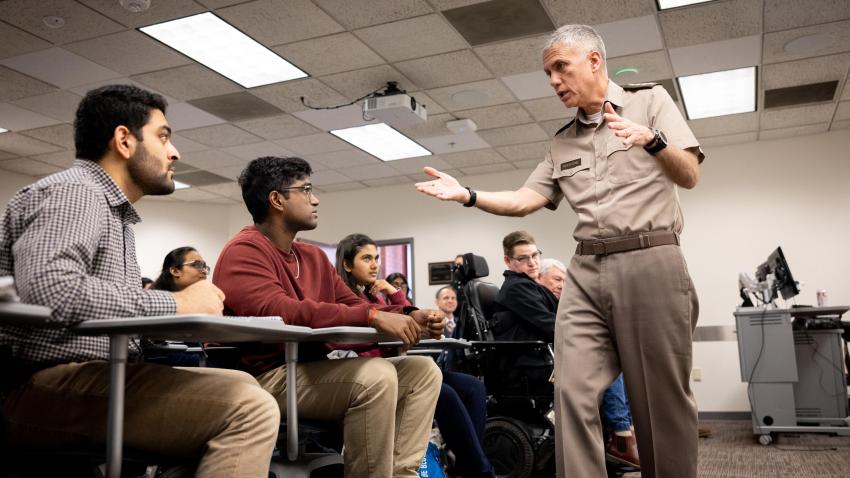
[362,175,414,187]
[764,81,839,109]
[477,123,548,147]
[454,103,533,130]
[30,150,76,168]
[763,21,850,65]
[320,65,418,101]
[65,30,191,76]
[307,148,378,168]
[171,134,210,154]
[512,158,542,170]
[538,118,569,136]
[0,102,62,131]
[0,157,62,176]
[831,119,850,131]
[0,47,122,89]
[132,64,242,101]
[501,71,550,101]
[0,133,63,156]
[0,21,51,60]
[166,102,226,131]
[764,0,850,32]
[762,53,850,91]
[207,164,253,180]
[275,133,351,155]
[313,0,432,30]
[474,34,549,77]
[68,78,178,104]
[699,132,758,148]
[659,0,761,49]
[336,162,402,181]
[395,113,454,139]
[0,66,57,101]
[834,101,850,121]
[607,51,674,86]
[12,90,83,122]
[427,79,516,110]
[542,0,656,26]
[292,104,373,131]
[496,141,550,161]
[843,82,850,102]
[595,15,663,59]
[221,141,295,160]
[77,0,206,28]
[218,0,344,46]
[188,92,284,122]
[441,148,506,168]
[251,78,348,113]
[430,0,488,8]
[406,168,462,182]
[272,33,384,77]
[522,97,576,121]
[319,181,366,192]
[356,14,467,62]
[173,161,199,173]
[199,182,243,198]
[18,123,74,149]
[387,155,451,175]
[417,132,490,154]
[0,0,124,44]
[759,123,829,140]
[309,169,359,186]
[760,103,836,130]
[443,0,553,46]
[395,50,492,89]
[235,114,321,140]
[668,35,760,77]
[688,112,759,138]
[196,0,251,8]
[169,188,223,201]
[181,150,245,170]
[179,124,263,148]
[460,162,516,176]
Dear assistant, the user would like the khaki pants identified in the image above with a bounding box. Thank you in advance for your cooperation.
[554,244,699,478]
[2,362,280,477]
[257,355,442,478]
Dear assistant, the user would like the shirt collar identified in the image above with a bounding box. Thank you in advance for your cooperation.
[575,79,625,127]
[75,159,141,224]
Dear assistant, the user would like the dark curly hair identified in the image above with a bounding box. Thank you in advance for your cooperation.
[238,156,313,224]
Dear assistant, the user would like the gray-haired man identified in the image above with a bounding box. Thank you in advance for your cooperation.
[417,24,702,478]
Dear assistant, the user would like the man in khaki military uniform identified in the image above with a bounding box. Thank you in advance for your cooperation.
[416,24,703,478]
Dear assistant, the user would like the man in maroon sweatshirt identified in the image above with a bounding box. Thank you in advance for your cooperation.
[214,156,443,478]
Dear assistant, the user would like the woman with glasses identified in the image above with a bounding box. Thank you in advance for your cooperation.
[152,246,210,292]
[386,272,413,304]
[336,233,496,478]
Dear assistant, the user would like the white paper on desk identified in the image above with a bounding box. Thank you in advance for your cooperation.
[0,276,19,302]
[327,350,359,360]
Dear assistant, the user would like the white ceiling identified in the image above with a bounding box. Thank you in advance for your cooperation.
[0,0,849,204]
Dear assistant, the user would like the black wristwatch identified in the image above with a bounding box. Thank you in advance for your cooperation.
[644,129,668,155]
[463,187,477,207]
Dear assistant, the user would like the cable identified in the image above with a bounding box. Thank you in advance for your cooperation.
[746,306,769,431]
[299,83,393,111]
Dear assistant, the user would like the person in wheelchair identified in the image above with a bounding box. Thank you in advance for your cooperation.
[0,84,279,477]
[335,234,496,478]
[213,156,444,478]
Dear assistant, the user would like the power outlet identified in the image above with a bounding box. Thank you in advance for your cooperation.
[691,368,702,382]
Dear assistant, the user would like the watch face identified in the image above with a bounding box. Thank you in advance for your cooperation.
[657,130,667,144]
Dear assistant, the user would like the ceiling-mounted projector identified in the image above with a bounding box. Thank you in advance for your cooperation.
[363,82,427,126]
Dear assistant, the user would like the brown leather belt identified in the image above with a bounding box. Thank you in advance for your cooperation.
[575,231,679,256]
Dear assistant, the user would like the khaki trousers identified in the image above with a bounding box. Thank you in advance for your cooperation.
[2,362,280,477]
[257,355,442,478]
[554,244,699,478]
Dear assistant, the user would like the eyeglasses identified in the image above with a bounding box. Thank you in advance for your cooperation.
[182,260,210,273]
[511,250,542,264]
[278,184,315,198]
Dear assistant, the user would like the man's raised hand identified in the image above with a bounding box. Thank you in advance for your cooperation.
[415,167,469,203]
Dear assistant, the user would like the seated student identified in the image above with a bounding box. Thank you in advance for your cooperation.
[336,235,495,478]
[386,271,413,304]
[213,156,443,478]
[152,246,210,292]
[0,85,279,477]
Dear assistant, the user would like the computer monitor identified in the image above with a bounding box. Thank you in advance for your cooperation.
[755,247,800,302]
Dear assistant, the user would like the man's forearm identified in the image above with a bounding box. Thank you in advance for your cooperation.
[654,146,700,189]
[467,187,550,217]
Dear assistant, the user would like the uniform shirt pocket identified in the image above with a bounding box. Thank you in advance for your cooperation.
[606,138,656,184]
[551,157,592,199]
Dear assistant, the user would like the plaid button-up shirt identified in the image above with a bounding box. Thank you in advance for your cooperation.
[0,160,176,366]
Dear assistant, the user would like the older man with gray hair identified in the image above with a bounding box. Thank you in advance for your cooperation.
[417,23,703,478]
[537,258,566,299]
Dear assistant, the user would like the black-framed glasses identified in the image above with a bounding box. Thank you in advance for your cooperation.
[511,250,542,264]
[278,184,315,198]
[182,260,210,273]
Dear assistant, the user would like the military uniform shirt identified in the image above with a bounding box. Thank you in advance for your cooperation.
[523,80,705,242]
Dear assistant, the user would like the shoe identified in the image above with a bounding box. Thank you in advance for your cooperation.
[699,426,712,438]
[606,433,640,469]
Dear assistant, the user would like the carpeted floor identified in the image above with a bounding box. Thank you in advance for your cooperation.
[622,420,850,477]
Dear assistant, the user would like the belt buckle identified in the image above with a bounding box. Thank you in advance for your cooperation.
[638,233,650,249]
[592,242,606,255]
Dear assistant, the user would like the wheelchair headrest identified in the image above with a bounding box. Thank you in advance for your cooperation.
[457,253,489,281]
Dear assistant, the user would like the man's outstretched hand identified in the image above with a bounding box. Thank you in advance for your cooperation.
[415,167,469,203]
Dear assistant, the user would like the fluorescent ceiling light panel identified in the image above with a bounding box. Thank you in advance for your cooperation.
[0,127,8,133]
[330,123,431,162]
[678,66,756,120]
[173,179,191,190]
[139,12,308,88]
[657,0,715,9]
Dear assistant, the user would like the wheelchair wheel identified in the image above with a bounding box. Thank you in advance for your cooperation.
[484,418,534,478]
